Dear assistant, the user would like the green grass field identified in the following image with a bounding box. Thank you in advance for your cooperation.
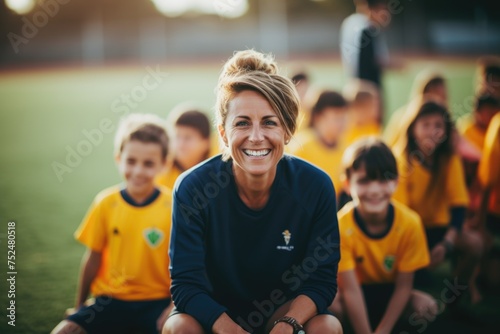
[0,57,497,333]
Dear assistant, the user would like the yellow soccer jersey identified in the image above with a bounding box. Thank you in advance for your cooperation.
[458,117,486,151]
[75,186,172,301]
[156,163,183,191]
[289,129,345,194]
[344,122,381,147]
[393,154,469,228]
[479,113,500,215]
[338,201,430,285]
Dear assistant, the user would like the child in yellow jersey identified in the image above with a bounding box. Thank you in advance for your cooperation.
[342,79,381,146]
[392,99,483,307]
[52,114,173,334]
[479,112,500,232]
[330,138,436,334]
[476,56,500,99]
[288,90,348,195]
[384,70,448,147]
[458,95,500,153]
[476,113,500,291]
[457,95,499,227]
[156,105,212,190]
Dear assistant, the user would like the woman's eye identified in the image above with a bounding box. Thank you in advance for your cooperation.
[235,121,249,126]
[264,120,277,126]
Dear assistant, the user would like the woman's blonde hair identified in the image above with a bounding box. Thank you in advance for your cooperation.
[215,50,300,160]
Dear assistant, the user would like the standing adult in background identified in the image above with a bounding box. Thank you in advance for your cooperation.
[163,50,342,334]
[340,0,392,123]
[340,0,390,88]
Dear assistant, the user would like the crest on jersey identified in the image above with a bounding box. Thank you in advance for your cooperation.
[277,229,294,251]
[283,230,291,245]
[383,255,396,272]
[143,228,164,248]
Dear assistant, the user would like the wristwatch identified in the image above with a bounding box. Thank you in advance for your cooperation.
[273,316,306,334]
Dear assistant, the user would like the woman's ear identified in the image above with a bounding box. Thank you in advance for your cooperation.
[218,124,228,147]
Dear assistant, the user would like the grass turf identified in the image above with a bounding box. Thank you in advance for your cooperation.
[0,57,498,333]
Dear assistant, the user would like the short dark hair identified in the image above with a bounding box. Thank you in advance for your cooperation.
[175,110,211,139]
[342,137,398,181]
[365,0,388,9]
[476,94,500,111]
[423,77,445,94]
[310,90,348,127]
[291,72,309,85]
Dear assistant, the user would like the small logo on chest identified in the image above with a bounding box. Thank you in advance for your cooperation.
[277,229,294,251]
[143,228,164,248]
[383,255,396,272]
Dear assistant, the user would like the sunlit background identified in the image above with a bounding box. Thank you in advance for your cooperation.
[1,0,498,65]
[0,1,499,333]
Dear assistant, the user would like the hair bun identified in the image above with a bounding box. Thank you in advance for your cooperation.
[221,50,278,78]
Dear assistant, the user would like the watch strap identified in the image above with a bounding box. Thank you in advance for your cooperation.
[273,316,305,334]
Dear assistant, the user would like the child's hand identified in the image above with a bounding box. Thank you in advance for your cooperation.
[429,243,447,268]
[64,307,77,317]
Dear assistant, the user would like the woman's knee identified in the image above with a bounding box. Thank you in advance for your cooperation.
[162,314,205,334]
[304,314,343,334]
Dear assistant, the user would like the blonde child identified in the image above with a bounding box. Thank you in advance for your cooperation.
[52,114,173,334]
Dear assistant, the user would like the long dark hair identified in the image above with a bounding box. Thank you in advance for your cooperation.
[404,99,455,196]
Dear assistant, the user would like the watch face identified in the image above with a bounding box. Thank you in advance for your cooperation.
[297,330,306,334]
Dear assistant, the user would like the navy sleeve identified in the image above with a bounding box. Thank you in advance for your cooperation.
[449,206,466,231]
[293,178,340,313]
[169,176,227,332]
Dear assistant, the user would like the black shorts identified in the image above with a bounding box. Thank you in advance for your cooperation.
[424,226,448,250]
[67,296,170,334]
[361,283,395,330]
[414,227,447,288]
[486,213,500,236]
[169,304,334,334]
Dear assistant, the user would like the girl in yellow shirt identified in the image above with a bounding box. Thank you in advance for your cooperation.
[392,98,483,307]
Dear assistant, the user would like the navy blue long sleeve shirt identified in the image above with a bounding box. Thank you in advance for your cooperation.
[169,155,340,332]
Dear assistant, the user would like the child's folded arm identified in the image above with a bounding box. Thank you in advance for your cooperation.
[340,270,372,334]
[374,271,413,334]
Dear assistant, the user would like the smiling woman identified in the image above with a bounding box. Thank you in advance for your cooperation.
[164,50,342,334]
